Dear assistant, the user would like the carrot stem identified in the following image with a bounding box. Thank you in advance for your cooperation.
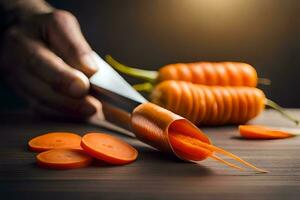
[265,99,300,126]
[132,82,154,92]
[105,55,158,82]
[258,78,271,85]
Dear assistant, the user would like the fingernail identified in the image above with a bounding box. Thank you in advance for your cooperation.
[81,52,99,72]
[69,78,87,98]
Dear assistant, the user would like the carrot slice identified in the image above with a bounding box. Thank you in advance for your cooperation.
[239,125,295,139]
[36,149,92,170]
[28,132,82,152]
[169,131,268,173]
[81,133,138,165]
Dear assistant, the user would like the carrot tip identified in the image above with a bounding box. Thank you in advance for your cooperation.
[209,154,244,171]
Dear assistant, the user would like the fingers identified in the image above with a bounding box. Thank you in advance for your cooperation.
[31,96,102,120]
[42,10,99,77]
[15,67,101,117]
[9,28,91,98]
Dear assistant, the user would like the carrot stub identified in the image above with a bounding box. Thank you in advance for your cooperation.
[81,133,138,165]
[239,125,295,139]
[28,132,82,152]
[36,149,92,170]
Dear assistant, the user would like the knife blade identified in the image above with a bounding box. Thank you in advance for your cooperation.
[89,52,148,134]
[90,52,148,112]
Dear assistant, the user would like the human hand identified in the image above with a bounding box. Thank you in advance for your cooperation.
[0,9,102,118]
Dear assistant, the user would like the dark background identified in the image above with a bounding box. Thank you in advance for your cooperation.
[1,0,299,110]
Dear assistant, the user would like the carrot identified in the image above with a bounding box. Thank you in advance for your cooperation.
[105,55,271,88]
[36,149,92,169]
[131,103,267,172]
[169,131,267,172]
[239,125,295,139]
[81,133,138,165]
[150,80,299,126]
[28,132,82,152]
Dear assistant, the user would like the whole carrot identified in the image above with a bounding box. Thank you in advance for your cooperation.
[150,80,299,126]
[105,55,270,89]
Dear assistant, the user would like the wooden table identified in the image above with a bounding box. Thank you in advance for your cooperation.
[1,109,300,200]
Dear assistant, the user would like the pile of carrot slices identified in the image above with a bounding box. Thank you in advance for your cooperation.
[28,132,138,169]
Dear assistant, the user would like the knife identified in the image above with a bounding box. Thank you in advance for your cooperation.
[88,52,148,137]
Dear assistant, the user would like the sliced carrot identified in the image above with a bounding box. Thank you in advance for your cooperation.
[28,132,82,152]
[239,125,295,139]
[169,131,268,173]
[36,149,92,170]
[81,133,138,165]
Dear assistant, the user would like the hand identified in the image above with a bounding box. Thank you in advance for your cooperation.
[0,9,102,118]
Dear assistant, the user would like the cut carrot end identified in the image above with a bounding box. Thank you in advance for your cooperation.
[239,125,295,140]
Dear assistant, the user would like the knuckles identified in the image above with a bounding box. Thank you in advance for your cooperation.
[48,10,79,28]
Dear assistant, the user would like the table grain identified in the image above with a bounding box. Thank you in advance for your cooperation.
[1,109,300,200]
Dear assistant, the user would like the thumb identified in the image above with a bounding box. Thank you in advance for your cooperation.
[42,10,99,77]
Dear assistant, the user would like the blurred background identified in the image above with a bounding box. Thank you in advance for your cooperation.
[0,0,299,111]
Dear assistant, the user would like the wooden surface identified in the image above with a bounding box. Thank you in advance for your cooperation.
[1,109,300,200]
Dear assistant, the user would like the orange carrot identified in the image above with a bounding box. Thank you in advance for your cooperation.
[169,131,267,172]
[150,80,299,125]
[169,132,212,161]
[105,55,271,88]
[36,149,92,169]
[81,133,138,165]
[239,125,295,139]
[28,132,82,152]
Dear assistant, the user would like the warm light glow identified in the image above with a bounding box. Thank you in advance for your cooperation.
[181,0,255,12]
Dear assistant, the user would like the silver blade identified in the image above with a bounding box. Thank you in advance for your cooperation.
[90,52,148,113]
